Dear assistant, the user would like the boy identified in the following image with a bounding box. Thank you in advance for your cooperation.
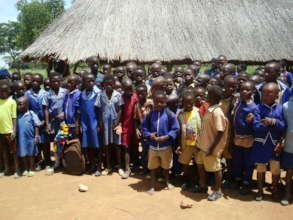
[177,68,196,96]
[195,85,228,201]
[23,72,33,90]
[178,91,201,190]
[12,81,26,99]
[194,86,209,116]
[281,89,293,205]
[142,90,180,194]
[250,82,286,201]
[254,62,291,104]
[0,81,19,177]
[232,81,257,195]
[43,72,67,171]
[11,72,21,82]
[114,66,126,82]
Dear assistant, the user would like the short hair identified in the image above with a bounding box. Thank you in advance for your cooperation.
[103,74,115,82]
[208,85,223,102]
[0,80,11,88]
[82,73,95,81]
[182,90,195,99]
[34,73,44,81]
[49,71,62,80]
[136,84,147,91]
[152,89,167,99]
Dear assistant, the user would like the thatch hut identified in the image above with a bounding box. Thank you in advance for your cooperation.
[20,0,293,64]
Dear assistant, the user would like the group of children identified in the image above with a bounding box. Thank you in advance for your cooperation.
[0,55,293,206]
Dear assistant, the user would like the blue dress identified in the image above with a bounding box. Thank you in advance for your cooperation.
[25,88,48,143]
[250,104,286,164]
[95,90,123,145]
[17,111,41,157]
[80,86,101,148]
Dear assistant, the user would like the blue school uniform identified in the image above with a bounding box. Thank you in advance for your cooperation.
[63,89,81,132]
[42,88,67,135]
[17,111,41,157]
[80,86,101,148]
[232,100,257,183]
[250,103,286,165]
[95,90,123,146]
[254,80,291,104]
[25,88,48,143]
[141,108,180,150]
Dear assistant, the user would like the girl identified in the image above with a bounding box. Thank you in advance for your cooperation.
[96,75,123,176]
[16,96,41,177]
[80,73,101,176]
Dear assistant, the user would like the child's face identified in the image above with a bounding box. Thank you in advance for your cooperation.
[136,87,147,101]
[167,96,178,111]
[123,84,133,97]
[175,68,183,78]
[150,66,161,78]
[262,85,279,106]
[32,75,42,90]
[240,83,254,101]
[183,95,194,112]
[103,80,114,93]
[135,71,144,84]
[23,74,32,88]
[44,80,50,91]
[184,70,194,83]
[83,75,95,90]
[17,98,28,112]
[50,76,61,91]
[223,79,237,98]
[12,73,21,82]
[103,65,111,74]
[67,76,78,92]
[166,79,174,94]
[114,81,122,93]
[0,85,10,99]
[264,65,280,82]
[115,67,125,79]
[154,94,167,111]
[15,83,26,97]
[196,75,209,87]
[126,65,137,79]
[194,88,205,106]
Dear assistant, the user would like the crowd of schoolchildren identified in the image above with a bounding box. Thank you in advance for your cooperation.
[1,55,293,205]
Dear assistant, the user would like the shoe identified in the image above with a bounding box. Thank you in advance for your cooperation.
[45,167,54,176]
[102,169,110,176]
[255,192,263,201]
[118,169,124,176]
[280,199,289,206]
[166,183,175,190]
[35,164,42,171]
[14,172,21,179]
[28,171,35,177]
[122,170,131,179]
[94,170,101,177]
[22,170,29,176]
[208,191,222,201]
[181,183,190,191]
[0,172,4,177]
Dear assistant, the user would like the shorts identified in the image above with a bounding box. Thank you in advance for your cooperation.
[256,160,280,175]
[281,151,293,170]
[196,150,221,172]
[0,134,16,154]
[148,147,173,170]
[178,145,198,165]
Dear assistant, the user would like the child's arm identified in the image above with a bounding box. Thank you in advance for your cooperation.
[156,112,180,144]
[44,106,50,134]
[252,108,268,132]
[207,131,224,155]
[114,106,121,128]
[34,126,40,145]
[11,118,16,140]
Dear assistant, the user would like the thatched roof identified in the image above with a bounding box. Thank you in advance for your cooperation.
[20,0,293,63]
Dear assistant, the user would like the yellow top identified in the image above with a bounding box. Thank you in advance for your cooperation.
[0,98,17,134]
[178,107,201,147]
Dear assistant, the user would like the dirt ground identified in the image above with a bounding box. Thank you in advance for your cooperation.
[0,170,292,220]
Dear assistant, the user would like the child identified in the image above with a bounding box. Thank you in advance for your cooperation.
[0,81,19,177]
[281,90,293,206]
[120,78,139,178]
[178,90,201,190]
[196,85,228,201]
[126,62,137,81]
[25,73,48,170]
[195,74,210,88]
[114,80,123,94]
[12,81,26,99]
[95,75,123,176]
[147,63,162,86]
[250,82,286,201]
[63,74,81,138]
[23,72,33,90]
[177,68,196,96]
[44,78,50,91]
[11,72,21,82]
[80,73,101,175]
[194,86,209,116]
[255,62,291,104]
[167,93,179,114]
[134,67,146,87]
[43,72,67,171]
[220,75,238,187]
[142,90,180,194]
[0,69,10,80]
[114,66,126,82]
[134,84,153,174]
[165,75,176,96]
[16,96,41,177]
[232,81,257,195]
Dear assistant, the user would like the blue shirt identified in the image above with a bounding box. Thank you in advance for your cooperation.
[42,87,67,118]
[25,88,48,121]
[283,97,293,153]
[254,80,291,104]
[141,108,180,149]
[17,111,41,140]
[63,89,81,127]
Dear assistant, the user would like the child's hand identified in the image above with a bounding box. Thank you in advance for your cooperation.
[113,125,122,135]
[34,136,39,145]
[10,132,16,141]
[176,146,182,154]
[246,113,255,123]
[274,143,282,156]
[149,132,157,141]
[136,129,142,138]
[155,136,169,144]
[261,117,274,126]
[56,112,64,121]
[46,126,51,135]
